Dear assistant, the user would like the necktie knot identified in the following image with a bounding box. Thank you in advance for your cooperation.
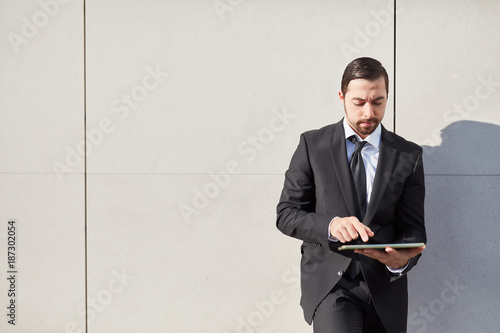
[349,136,367,155]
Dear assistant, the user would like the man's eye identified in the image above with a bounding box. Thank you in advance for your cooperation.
[354,102,365,106]
[373,102,383,105]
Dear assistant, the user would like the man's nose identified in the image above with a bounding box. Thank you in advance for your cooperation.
[363,104,375,118]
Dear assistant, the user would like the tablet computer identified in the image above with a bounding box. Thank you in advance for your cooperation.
[338,242,425,251]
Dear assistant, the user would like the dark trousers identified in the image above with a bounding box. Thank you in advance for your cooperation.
[312,276,388,333]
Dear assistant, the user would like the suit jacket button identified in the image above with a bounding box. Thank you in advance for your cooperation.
[338,271,344,276]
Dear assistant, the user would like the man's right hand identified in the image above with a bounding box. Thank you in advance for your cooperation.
[329,216,374,243]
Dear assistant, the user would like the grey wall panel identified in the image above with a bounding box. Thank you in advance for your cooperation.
[0,1,86,332]
[397,1,500,332]
[408,175,500,332]
[0,0,85,176]
[85,0,394,176]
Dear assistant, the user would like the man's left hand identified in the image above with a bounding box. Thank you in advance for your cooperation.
[355,245,426,269]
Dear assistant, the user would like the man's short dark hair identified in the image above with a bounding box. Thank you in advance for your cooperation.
[341,57,389,95]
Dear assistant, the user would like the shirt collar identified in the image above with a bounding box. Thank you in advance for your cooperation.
[343,117,381,149]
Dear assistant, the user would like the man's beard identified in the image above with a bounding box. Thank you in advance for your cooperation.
[352,118,380,136]
[345,112,381,137]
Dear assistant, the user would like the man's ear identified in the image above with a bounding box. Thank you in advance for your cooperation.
[338,90,344,102]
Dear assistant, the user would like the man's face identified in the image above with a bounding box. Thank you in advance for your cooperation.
[339,77,387,139]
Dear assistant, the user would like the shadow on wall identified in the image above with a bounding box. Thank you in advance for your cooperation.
[420,119,500,276]
[422,120,500,175]
[408,120,500,332]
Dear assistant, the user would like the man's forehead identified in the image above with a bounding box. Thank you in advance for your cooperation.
[345,78,387,96]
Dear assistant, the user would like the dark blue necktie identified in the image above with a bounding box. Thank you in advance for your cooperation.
[347,135,367,279]
[349,136,368,219]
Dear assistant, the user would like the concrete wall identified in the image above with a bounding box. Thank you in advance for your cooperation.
[0,0,498,332]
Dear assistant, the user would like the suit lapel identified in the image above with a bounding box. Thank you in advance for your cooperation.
[329,121,357,217]
[364,126,397,226]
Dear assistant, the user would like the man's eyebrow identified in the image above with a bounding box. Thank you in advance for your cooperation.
[351,96,386,101]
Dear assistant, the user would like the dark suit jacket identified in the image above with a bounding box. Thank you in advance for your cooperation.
[276,119,427,333]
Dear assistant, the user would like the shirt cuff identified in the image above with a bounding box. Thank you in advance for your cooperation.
[328,216,339,242]
[386,260,410,274]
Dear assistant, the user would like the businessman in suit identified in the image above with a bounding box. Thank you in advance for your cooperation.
[276,57,426,333]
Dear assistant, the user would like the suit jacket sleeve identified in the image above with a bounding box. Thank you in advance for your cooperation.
[276,133,333,249]
[390,147,427,279]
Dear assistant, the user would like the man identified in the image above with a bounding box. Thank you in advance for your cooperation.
[276,57,426,333]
